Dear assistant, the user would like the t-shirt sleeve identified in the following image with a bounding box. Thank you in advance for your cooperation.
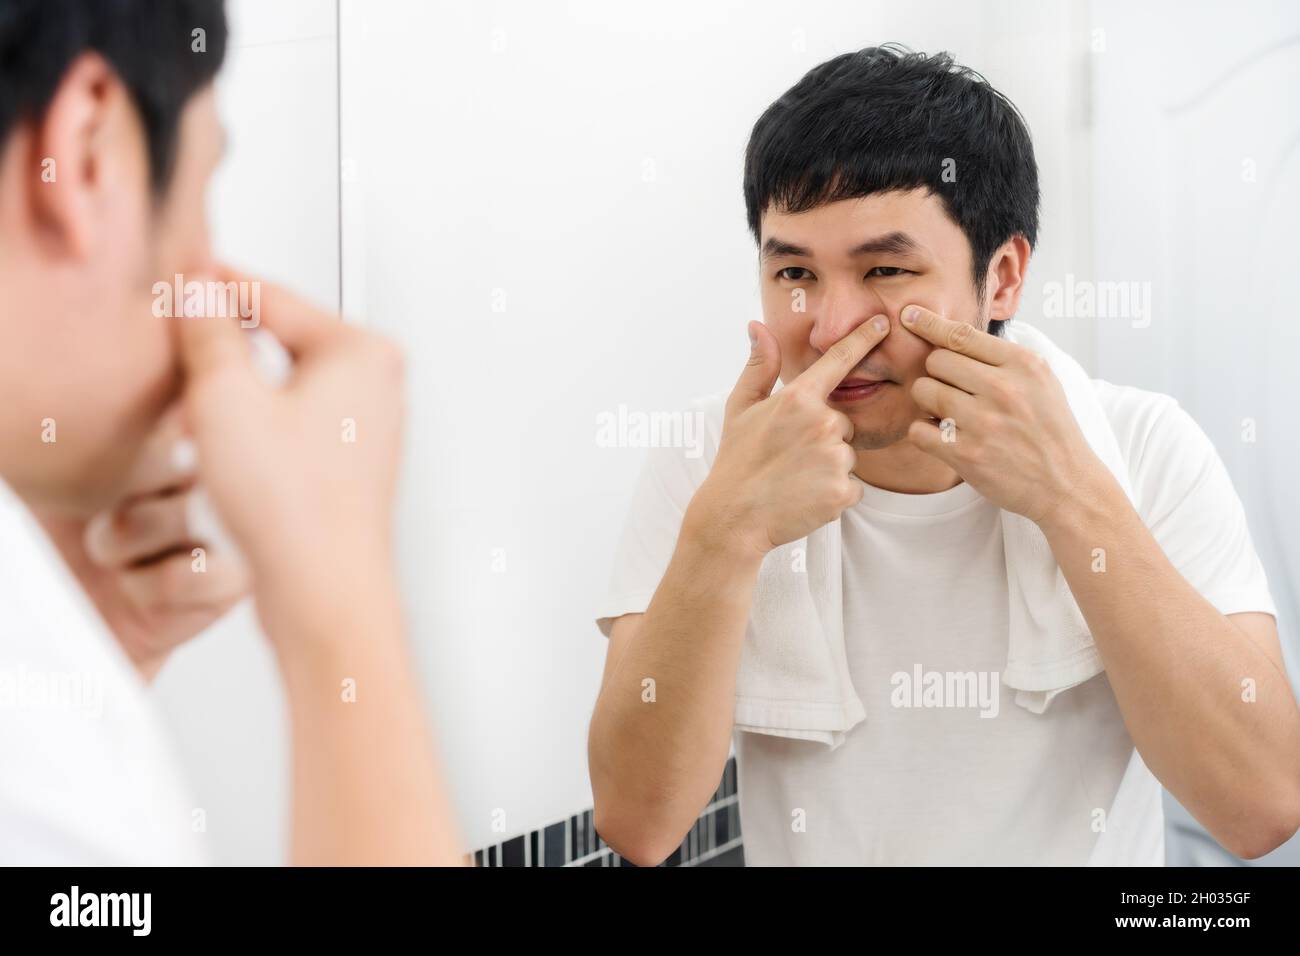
[594,396,723,636]
[1125,394,1277,619]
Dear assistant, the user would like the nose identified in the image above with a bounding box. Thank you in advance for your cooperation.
[808,280,891,355]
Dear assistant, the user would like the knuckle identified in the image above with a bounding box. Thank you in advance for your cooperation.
[837,479,861,509]
[114,506,153,549]
[988,377,1015,404]
[789,387,821,415]
[946,322,974,350]
[1020,349,1049,377]
[142,561,182,610]
[825,339,854,367]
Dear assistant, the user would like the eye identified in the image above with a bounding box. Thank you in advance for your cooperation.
[775,266,814,281]
[867,266,912,278]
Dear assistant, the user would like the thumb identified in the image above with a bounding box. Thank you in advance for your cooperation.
[727,321,781,416]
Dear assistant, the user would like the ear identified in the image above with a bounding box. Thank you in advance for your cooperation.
[29,52,146,259]
[983,235,1032,324]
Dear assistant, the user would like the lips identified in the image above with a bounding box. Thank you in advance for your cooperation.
[830,378,889,402]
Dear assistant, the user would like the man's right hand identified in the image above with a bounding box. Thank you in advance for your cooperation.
[688,315,891,557]
[175,269,406,638]
[176,270,465,866]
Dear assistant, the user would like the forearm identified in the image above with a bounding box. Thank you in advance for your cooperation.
[589,503,763,858]
[1040,466,1300,855]
[265,565,465,866]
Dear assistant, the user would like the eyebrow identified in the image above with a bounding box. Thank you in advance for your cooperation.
[760,230,924,261]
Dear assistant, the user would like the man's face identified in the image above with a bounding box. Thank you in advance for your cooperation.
[759,189,989,450]
[0,77,223,514]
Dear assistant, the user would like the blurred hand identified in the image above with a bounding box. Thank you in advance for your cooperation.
[35,404,249,681]
[175,268,406,643]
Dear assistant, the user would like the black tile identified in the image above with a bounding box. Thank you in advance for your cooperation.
[544,822,565,867]
[502,835,525,867]
[469,770,746,868]
[697,845,745,867]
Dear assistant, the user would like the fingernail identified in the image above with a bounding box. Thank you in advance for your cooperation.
[901,306,918,325]
[872,315,889,333]
[748,325,758,348]
[171,437,198,475]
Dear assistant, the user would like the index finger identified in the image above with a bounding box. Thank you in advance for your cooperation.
[794,315,891,395]
[900,304,1011,366]
[214,264,347,359]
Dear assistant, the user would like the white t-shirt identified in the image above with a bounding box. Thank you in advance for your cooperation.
[596,380,1277,866]
[0,479,207,865]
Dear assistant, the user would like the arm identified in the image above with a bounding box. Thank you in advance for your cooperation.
[178,271,464,866]
[261,557,465,866]
[589,316,890,865]
[901,303,1300,860]
[1038,466,1300,859]
[588,511,763,867]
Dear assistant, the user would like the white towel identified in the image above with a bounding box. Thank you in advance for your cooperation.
[734,320,1137,748]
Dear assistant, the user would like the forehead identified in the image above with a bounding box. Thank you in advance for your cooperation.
[759,188,967,260]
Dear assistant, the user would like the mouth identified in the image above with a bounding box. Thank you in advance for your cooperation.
[829,377,890,404]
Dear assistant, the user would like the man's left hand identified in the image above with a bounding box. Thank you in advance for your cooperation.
[35,405,250,681]
[901,303,1105,528]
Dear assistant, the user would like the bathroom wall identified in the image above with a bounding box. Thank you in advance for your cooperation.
[1090,0,1300,865]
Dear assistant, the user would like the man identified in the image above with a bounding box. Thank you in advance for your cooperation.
[0,0,461,864]
[589,45,1300,865]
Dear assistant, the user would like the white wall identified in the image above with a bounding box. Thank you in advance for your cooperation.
[339,0,1093,850]
[1090,0,1300,865]
[150,0,340,866]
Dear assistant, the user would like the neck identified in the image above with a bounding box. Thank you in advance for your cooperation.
[853,437,962,494]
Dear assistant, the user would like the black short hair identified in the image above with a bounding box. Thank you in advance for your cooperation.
[743,44,1039,338]
[0,0,227,195]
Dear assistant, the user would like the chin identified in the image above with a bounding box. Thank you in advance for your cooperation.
[14,423,146,517]
[848,418,910,451]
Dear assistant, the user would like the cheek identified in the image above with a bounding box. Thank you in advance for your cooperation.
[892,339,931,383]
[153,201,213,277]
